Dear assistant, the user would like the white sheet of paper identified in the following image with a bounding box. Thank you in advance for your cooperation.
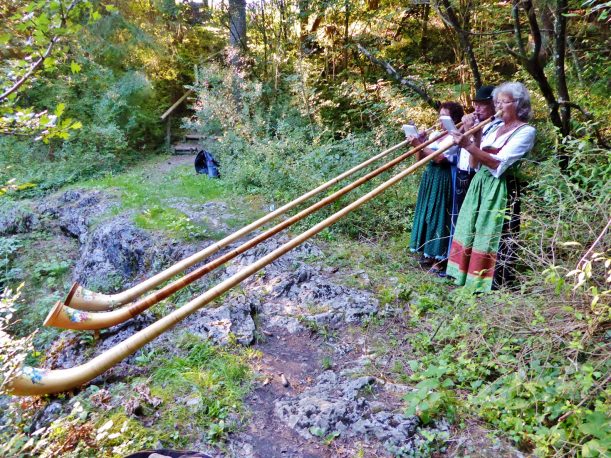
[439,115,458,132]
[402,124,418,137]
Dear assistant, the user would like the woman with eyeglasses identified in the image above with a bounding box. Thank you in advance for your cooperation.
[446,82,536,291]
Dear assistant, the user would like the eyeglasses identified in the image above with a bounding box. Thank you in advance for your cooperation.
[495,99,517,105]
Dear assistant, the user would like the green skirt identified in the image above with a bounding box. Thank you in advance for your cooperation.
[409,161,452,260]
[446,168,507,291]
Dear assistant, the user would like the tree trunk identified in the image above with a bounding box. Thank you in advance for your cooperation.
[567,37,585,86]
[299,0,309,49]
[435,0,482,88]
[420,4,431,53]
[229,0,247,53]
[554,0,570,137]
[259,0,269,78]
[357,44,440,109]
[342,0,350,72]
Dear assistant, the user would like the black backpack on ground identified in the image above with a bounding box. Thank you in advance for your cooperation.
[194,150,220,178]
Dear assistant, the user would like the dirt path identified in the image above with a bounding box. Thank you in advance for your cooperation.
[235,332,332,458]
[154,154,195,175]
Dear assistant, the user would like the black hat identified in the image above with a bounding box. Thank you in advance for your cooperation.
[473,85,495,102]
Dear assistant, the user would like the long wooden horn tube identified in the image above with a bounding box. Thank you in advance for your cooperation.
[66,139,415,312]
[45,126,450,330]
[64,125,444,312]
[6,115,496,396]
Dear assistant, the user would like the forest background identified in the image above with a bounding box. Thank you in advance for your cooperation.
[0,0,609,456]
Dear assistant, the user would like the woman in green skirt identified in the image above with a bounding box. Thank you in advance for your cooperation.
[405,102,464,272]
[447,82,536,291]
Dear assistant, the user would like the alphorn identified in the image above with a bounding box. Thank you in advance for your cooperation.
[6,114,498,396]
[64,126,437,312]
[45,126,451,330]
[66,139,414,311]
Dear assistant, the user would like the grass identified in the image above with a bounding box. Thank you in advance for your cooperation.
[3,141,607,457]
[313,230,610,456]
[87,165,226,207]
[78,162,263,240]
[0,333,256,457]
[1,229,77,343]
[144,334,254,446]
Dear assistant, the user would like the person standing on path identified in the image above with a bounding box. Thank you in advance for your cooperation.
[405,101,464,273]
[446,82,536,291]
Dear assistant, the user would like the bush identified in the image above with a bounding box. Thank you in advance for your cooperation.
[0,132,125,196]
[186,64,424,239]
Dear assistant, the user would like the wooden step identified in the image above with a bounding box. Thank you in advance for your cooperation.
[172,143,200,155]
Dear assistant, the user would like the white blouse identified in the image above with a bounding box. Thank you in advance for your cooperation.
[428,131,458,156]
[481,123,536,178]
[427,132,472,171]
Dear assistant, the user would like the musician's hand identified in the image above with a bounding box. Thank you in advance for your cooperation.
[451,131,473,148]
[461,113,477,131]
[405,135,421,147]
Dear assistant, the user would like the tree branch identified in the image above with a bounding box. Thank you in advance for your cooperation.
[506,43,527,64]
[0,39,58,102]
[511,0,527,58]
[577,218,611,270]
[522,0,543,64]
[555,0,570,135]
[0,0,81,103]
[356,44,440,109]
[432,0,481,88]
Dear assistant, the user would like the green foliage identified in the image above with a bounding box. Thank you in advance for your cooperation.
[0,236,24,287]
[323,223,609,457]
[0,1,608,457]
[403,370,458,425]
[189,65,422,240]
[0,334,254,456]
[0,284,35,393]
[31,259,71,287]
[81,163,255,240]
[321,355,333,370]
[309,426,340,445]
[134,206,208,240]
[0,0,228,196]
[149,334,252,443]
[0,133,124,197]
[0,0,99,138]
[394,283,610,456]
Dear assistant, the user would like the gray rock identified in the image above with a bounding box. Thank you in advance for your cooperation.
[225,238,323,277]
[274,371,376,439]
[214,237,379,335]
[296,279,379,324]
[264,315,303,334]
[73,216,154,290]
[30,401,63,432]
[352,411,419,446]
[43,189,224,292]
[274,370,425,452]
[263,265,379,330]
[0,200,39,235]
[0,395,12,432]
[184,294,257,346]
[38,189,115,242]
[165,199,234,236]
[48,313,156,370]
